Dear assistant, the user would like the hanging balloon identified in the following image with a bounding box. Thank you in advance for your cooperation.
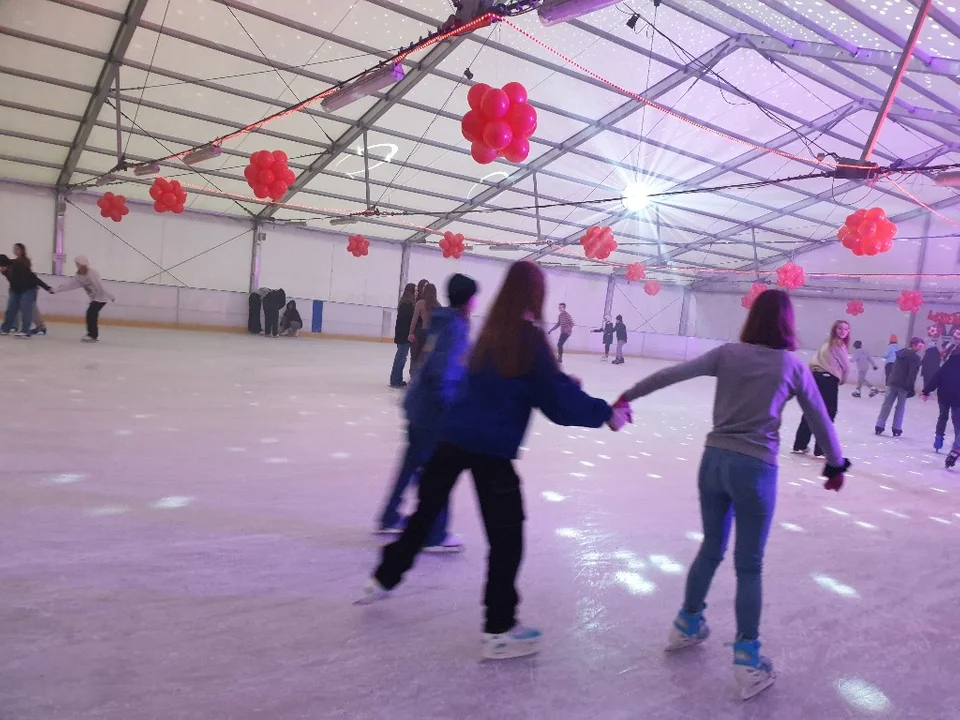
[837,207,897,256]
[580,226,616,260]
[501,136,530,164]
[244,150,294,201]
[439,231,466,259]
[644,280,661,297]
[462,81,538,166]
[896,289,923,313]
[776,262,805,290]
[928,325,942,339]
[346,234,370,258]
[741,282,767,309]
[846,299,865,317]
[150,177,187,214]
[471,141,499,165]
[96,192,130,223]
[625,262,646,282]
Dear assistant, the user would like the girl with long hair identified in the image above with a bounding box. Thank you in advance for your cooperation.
[408,282,438,367]
[1,243,51,338]
[792,319,850,456]
[617,290,850,700]
[359,261,631,660]
[390,283,417,388]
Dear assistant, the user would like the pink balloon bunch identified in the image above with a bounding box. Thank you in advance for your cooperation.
[644,280,662,297]
[928,324,942,339]
[838,207,896,256]
[776,262,805,291]
[953,328,960,341]
[846,299,865,317]
[741,282,767,309]
[96,192,129,223]
[439,231,466,259]
[580,226,617,260]
[462,82,538,165]
[897,289,923,313]
[149,177,187,214]
[625,262,646,282]
[347,234,369,258]
[244,150,296,201]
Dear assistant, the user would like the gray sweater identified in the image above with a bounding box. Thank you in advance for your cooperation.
[54,268,115,303]
[623,343,844,467]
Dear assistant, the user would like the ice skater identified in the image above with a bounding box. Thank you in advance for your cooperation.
[591,316,613,360]
[279,300,302,337]
[617,289,849,700]
[851,341,880,398]
[612,314,627,364]
[408,282,438,369]
[883,335,900,386]
[375,273,479,553]
[921,344,941,392]
[792,320,850,457]
[0,249,52,339]
[49,256,115,342]
[923,345,960,466]
[261,288,286,338]
[390,283,416,388]
[359,261,631,661]
[547,302,574,363]
[875,337,924,437]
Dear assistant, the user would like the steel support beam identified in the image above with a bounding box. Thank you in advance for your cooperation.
[52,190,66,275]
[405,37,739,244]
[906,213,933,340]
[679,289,692,336]
[56,0,147,187]
[861,0,934,160]
[249,223,264,292]
[398,243,411,300]
[603,275,616,319]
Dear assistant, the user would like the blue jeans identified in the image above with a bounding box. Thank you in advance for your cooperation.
[378,424,449,545]
[390,342,410,386]
[683,446,778,641]
[1,287,37,334]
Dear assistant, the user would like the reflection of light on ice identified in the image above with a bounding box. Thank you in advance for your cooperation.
[556,528,581,539]
[265,457,289,464]
[226,447,246,452]
[854,521,878,530]
[685,531,704,542]
[612,550,634,560]
[647,473,662,479]
[50,473,85,484]
[87,506,130,516]
[812,574,859,598]
[151,496,192,509]
[930,516,952,525]
[836,677,891,713]
[329,452,350,459]
[883,509,908,519]
[541,491,566,502]
[825,506,849,516]
[931,487,947,493]
[788,481,802,487]
[649,555,684,574]
[614,571,656,595]
[627,559,646,570]
[580,460,594,467]
[878,485,893,491]
[570,472,586,478]
[780,522,805,532]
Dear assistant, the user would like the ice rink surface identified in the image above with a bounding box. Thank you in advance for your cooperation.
[2,326,958,720]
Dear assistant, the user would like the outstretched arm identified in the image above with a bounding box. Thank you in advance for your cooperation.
[53,276,82,293]
[620,347,722,402]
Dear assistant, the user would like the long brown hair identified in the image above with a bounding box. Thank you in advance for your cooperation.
[399,283,415,305]
[739,289,797,351]
[828,319,851,348]
[470,261,551,377]
[419,283,439,312]
[416,278,428,298]
[13,242,30,269]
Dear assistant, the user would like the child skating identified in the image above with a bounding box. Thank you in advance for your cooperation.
[591,316,613,360]
[875,337,924,437]
[617,289,849,700]
[612,314,627,364]
[922,345,960,467]
[851,341,880,398]
[50,256,115,342]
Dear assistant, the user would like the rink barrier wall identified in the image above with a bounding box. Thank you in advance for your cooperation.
[2,275,817,362]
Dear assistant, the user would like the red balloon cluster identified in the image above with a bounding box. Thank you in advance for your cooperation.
[741,282,767,309]
[928,324,942,339]
[846,299,865,316]
[462,82,538,165]
[347,234,369,258]
[439,231,466,259]
[776,262,805,290]
[149,177,187,214]
[644,280,661,297]
[580,226,617,260]
[953,328,960,341]
[244,150,296,200]
[96,192,129,223]
[625,262,646,282]
[897,289,923,313]
[838,207,896,256]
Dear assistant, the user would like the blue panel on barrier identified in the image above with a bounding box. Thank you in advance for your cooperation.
[312,300,324,333]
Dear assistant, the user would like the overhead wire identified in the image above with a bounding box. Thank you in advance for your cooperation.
[123,0,172,158]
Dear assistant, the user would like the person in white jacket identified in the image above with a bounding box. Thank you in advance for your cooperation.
[50,256,115,343]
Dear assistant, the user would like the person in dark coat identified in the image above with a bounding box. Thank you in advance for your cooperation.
[875,337,924,436]
[0,251,52,338]
[279,300,302,337]
[923,345,960,466]
[247,292,262,334]
[390,283,416,388]
[591,316,613,360]
[261,287,286,338]
[612,314,628,365]
[921,345,942,388]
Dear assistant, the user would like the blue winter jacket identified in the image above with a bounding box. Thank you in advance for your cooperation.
[403,307,471,430]
[442,324,613,459]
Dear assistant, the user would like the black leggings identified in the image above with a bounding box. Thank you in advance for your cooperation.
[793,372,840,456]
[86,301,106,340]
[557,332,570,361]
[375,442,525,634]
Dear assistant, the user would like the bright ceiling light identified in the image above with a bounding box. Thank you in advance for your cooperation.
[622,182,650,212]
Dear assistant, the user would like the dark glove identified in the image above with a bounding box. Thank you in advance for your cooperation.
[822,459,851,492]
[907,389,916,399]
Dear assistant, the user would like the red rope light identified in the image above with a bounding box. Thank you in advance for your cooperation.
[885,176,960,228]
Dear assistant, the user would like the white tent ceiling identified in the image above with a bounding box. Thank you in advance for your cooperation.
[0,0,957,285]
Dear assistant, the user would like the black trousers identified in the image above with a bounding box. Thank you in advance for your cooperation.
[793,372,839,456]
[884,362,894,385]
[86,301,106,340]
[263,304,280,337]
[557,332,570,361]
[375,442,525,634]
[936,397,951,437]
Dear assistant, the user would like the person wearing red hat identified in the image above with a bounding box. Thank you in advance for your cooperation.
[883,335,901,387]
